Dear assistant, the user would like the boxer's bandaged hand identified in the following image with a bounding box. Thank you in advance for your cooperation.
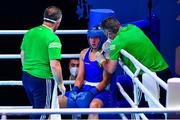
[58,83,66,97]
[95,52,106,65]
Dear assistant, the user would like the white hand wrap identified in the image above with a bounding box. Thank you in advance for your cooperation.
[95,52,106,66]
[58,83,66,97]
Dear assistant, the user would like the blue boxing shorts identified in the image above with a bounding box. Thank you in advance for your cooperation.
[66,85,113,108]
[81,85,113,108]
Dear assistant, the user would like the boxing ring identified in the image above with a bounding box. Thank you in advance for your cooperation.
[0,30,179,120]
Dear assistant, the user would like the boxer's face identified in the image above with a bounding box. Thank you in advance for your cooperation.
[89,37,100,49]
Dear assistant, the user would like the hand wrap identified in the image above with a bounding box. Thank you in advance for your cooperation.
[95,52,106,66]
[58,83,66,97]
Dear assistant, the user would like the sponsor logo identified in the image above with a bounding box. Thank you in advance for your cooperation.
[110,45,116,50]
[85,62,90,65]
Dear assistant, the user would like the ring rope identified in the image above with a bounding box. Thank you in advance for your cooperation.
[120,49,167,90]
[119,49,165,108]
[0,108,180,115]
[117,83,148,120]
[0,80,74,86]
[0,30,87,35]
[0,54,80,59]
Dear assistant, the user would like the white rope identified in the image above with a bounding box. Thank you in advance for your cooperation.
[0,80,74,86]
[0,30,87,35]
[119,113,128,120]
[50,80,61,119]
[0,106,32,109]
[117,83,148,120]
[0,108,180,115]
[120,49,167,90]
[0,54,80,59]
[118,53,164,108]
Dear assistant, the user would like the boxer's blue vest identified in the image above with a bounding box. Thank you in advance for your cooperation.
[84,48,103,83]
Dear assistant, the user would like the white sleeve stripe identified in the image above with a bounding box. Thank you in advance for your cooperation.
[49,42,61,48]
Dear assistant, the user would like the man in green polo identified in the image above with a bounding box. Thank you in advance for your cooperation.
[20,6,65,119]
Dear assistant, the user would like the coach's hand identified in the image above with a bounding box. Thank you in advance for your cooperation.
[58,83,66,97]
[102,39,111,53]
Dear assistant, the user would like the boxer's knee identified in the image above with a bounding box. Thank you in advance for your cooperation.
[90,98,103,108]
[58,95,67,108]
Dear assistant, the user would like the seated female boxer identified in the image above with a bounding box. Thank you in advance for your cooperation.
[58,27,113,120]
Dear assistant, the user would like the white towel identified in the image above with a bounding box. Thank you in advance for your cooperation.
[142,73,160,108]
[50,81,61,120]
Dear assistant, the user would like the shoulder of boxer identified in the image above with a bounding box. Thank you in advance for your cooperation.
[79,48,88,61]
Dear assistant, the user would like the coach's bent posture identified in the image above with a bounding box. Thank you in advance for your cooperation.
[96,17,172,108]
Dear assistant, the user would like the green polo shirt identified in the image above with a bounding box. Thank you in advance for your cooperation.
[21,25,62,79]
[110,24,168,73]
